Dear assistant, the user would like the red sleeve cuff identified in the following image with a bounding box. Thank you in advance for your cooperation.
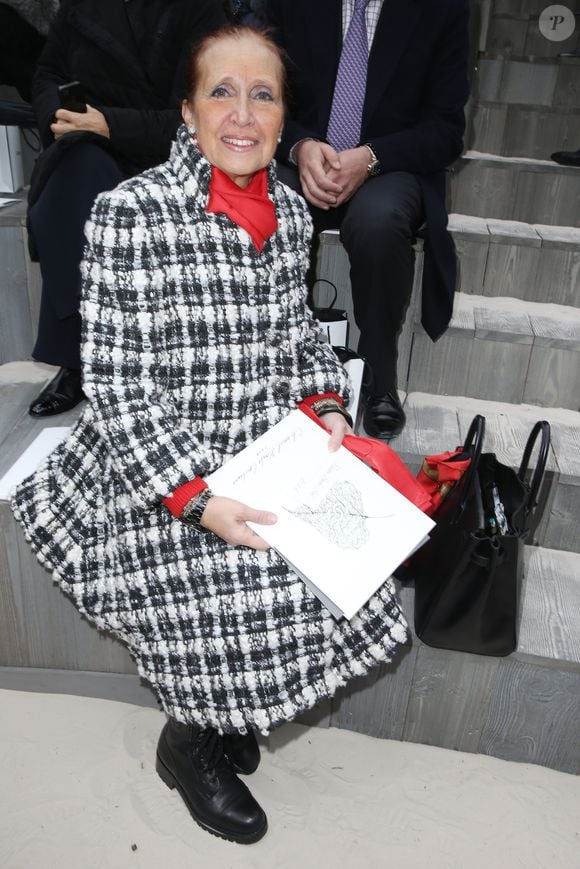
[298,393,344,432]
[300,392,343,409]
[162,476,208,517]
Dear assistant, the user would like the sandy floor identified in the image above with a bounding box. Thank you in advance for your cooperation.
[0,689,579,869]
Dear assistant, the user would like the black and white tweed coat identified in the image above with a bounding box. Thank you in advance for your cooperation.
[12,126,408,734]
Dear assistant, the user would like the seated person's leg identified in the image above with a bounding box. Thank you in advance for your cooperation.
[28,142,125,417]
[339,171,423,439]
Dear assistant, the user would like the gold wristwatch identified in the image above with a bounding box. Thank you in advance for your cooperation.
[365,144,381,177]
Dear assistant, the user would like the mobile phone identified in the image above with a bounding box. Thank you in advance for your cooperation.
[58,81,87,113]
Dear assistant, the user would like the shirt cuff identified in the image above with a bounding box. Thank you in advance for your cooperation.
[162,476,208,517]
[289,137,318,165]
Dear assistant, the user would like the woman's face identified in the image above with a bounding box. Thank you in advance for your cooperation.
[183,34,284,188]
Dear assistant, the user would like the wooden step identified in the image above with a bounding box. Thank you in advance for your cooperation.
[1,543,579,774]
[1,371,579,558]
[407,293,580,410]
[317,229,579,402]
[450,151,580,226]
[475,56,578,108]
[389,391,580,555]
[450,214,580,306]
[386,546,580,774]
[467,98,580,160]
[482,0,580,60]
[0,194,40,365]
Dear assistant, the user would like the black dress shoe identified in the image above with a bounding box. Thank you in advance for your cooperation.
[156,719,267,844]
[29,367,85,417]
[363,390,406,440]
[550,148,580,167]
[223,730,261,775]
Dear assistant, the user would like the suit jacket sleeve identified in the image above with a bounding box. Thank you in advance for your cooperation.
[367,1,469,175]
[266,0,322,161]
[31,5,69,147]
[80,189,219,512]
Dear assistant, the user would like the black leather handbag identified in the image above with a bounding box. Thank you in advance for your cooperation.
[411,415,551,657]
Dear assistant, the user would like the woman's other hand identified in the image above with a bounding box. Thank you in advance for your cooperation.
[320,411,353,452]
[200,495,277,550]
[51,104,110,139]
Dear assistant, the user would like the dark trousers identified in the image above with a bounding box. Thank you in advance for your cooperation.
[28,142,125,369]
[277,164,423,395]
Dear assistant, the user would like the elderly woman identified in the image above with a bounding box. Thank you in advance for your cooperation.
[12,26,408,845]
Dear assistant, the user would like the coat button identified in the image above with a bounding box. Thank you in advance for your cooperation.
[274,379,290,397]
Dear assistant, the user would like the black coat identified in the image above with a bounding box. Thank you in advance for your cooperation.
[266,0,471,341]
[31,0,226,174]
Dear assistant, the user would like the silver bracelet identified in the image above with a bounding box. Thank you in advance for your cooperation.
[311,398,342,414]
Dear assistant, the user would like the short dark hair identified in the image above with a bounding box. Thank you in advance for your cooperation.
[185,24,288,108]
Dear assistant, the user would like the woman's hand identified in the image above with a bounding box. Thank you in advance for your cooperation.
[320,411,353,452]
[51,104,110,139]
[200,495,277,551]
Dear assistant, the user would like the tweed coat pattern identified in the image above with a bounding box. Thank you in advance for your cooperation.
[12,126,409,734]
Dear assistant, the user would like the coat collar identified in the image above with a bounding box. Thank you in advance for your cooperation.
[170,125,278,208]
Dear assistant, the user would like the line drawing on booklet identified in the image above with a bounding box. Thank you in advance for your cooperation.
[285,481,394,549]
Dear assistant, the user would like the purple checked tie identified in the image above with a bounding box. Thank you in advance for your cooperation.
[326,0,369,151]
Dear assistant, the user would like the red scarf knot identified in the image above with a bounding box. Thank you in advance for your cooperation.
[205,166,278,253]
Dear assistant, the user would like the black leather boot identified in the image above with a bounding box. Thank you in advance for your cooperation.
[156,719,267,844]
[223,730,261,775]
[29,367,85,417]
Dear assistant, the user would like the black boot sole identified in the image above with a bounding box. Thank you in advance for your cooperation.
[155,753,268,845]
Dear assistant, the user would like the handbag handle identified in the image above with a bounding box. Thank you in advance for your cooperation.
[517,420,551,515]
[311,278,338,309]
[457,414,486,501]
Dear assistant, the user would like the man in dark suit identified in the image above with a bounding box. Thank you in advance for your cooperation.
[27,0,226,417]
[265,0,470,438]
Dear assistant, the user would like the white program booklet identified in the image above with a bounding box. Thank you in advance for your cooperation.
[206,410,434,619]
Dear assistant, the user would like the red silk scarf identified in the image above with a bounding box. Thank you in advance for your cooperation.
[206,165,278,252]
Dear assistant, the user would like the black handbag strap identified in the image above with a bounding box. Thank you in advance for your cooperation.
[442,414,486,525]
[311,278,338,309]
[457,414,486,502]
[518,420,551,516]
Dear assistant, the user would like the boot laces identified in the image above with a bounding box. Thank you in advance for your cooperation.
[195,728,224,772]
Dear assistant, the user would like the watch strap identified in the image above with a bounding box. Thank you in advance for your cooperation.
[364,143,380,176]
